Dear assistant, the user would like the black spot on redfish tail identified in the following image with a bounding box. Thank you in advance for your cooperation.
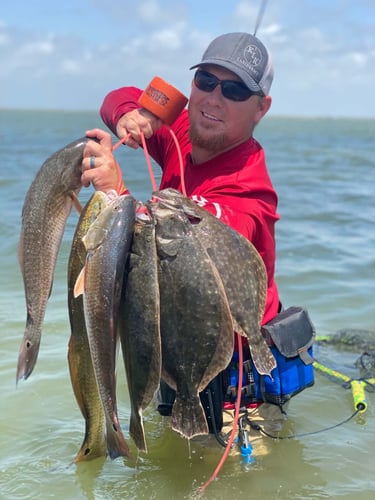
[72,421,107,463]
[16,337,41,384]
[105,421,131,460]
[73,440,107,463]
[73,446,93,464]
[171,395,209,439]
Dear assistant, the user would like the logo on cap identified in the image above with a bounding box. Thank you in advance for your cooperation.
[244,44,263,67]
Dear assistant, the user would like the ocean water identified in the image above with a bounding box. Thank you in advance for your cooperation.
[0,109,374,499]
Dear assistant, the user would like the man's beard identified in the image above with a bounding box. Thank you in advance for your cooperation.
[188,122,227,155]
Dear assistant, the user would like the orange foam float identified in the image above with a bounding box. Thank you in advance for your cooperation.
[138,76,188,125]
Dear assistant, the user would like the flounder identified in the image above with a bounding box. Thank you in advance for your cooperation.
[148,198,234,439]
[152,188,276,376]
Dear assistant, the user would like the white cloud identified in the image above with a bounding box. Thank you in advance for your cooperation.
[1,1,375,116]
[60,59,83,75]
[149,27,184,50]
[262,24,282,36]
[349,52,367,67]
[0,31,10,46]
[137,0,164,23]
[21,39,55,56]
[232,0,258,23]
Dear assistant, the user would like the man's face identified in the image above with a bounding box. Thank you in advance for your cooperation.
[188,64,270,157]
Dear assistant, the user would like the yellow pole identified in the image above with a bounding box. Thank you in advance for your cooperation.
[313,361,368,413]
[313,360,351,383]
[350,380,367,413]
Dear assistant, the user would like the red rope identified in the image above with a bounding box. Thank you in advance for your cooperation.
[113,126,245,492]
[112,126,186,196]
[197,332,244,494]
[112,134,130,151]
[139,132,158,192]
[166,125,186,196]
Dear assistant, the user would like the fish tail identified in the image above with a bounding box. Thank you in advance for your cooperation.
[250,344,277,376]
[16,336,40,383]
[106,420,131,459]
[129,409,147,452]
[74,428,107,462]
[171,395,209,439]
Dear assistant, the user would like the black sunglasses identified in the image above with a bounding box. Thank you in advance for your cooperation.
[193,69,264,102]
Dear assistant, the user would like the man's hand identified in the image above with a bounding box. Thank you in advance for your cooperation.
[81,128,125,193]
[116,108,163,149]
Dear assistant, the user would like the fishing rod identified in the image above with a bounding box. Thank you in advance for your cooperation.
[253,0,269,36]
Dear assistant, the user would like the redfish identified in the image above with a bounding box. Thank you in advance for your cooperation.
[17,137,93,382]
[75,194,135,459]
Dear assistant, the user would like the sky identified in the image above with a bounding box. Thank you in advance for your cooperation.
[1,0,375,117]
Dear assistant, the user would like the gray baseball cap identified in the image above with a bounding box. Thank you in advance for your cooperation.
[190,32,273,96]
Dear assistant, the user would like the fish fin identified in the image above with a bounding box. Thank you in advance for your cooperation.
[71,191,83,215]
[249,341,277,376]
[129,408,147,453]
[67,338,108,462]
[233,323,276,376]
[233,320,247,338]
[106,421,131,459]
[16,335,40,383]
[74,429,107,463]
[73,266,86,298]
[171,394,209,439]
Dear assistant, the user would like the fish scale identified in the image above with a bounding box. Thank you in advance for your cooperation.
[17,137,94,383]
[79,194,135,459]
[67,191,109,462]
[119,213,161,452]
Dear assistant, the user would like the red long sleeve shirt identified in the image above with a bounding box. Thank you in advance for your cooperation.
[100,86,280,325]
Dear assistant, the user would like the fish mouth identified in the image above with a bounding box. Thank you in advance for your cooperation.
[149,192,202,224]
[150,191,181,209]
[136,211,151,222]
[148,197,181,221]
[150,193,167,204]
[135,202,152,221]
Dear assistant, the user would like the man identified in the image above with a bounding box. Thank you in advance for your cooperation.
[81,32,286,453]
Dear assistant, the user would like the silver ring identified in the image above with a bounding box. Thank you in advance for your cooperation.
[89,156,95,169]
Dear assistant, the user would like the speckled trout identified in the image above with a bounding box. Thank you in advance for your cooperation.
[67,190,111,462]
[118,210,161,452]
[17,137,94,382]
[75,194,135,459]
[152,188,276,377]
